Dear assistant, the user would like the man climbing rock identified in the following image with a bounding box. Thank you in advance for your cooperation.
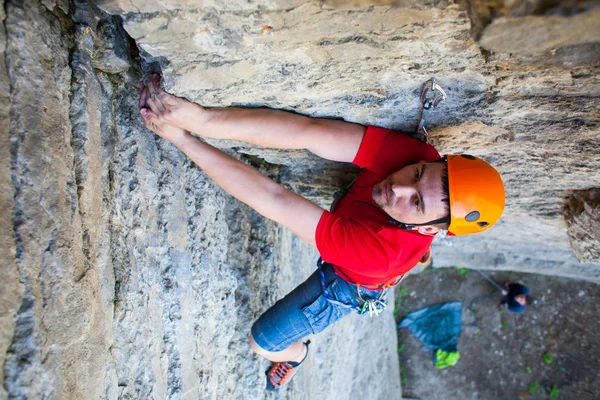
[138,73,505,390]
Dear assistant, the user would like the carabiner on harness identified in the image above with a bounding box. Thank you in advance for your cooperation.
[355,283,388,317]
[416,78,447,141]
[317,258,389,317]
[359,297,388,317]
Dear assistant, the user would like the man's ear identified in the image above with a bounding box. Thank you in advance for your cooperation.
[416,226,440,236]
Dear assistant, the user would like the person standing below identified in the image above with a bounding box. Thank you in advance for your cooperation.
[501,282,530,313]
[138,74,506,390]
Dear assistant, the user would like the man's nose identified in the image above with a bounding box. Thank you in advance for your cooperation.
[391,182,414,198]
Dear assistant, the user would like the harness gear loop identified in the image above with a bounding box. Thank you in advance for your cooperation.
[355,283,388,317]
[416,78,447,141]
[316,258,389,317]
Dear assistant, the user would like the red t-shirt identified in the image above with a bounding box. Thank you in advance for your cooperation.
[315,126,441,286]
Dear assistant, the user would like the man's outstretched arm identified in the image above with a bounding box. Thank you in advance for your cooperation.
[143,74,366,163]
[141,80,324,247]
[176,132,323,248]
[198,107,366,163]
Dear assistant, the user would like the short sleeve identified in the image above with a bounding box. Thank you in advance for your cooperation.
[353,126,441,176]
[352,126,388,168]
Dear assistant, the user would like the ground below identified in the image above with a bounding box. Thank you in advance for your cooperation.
[394,267,600,400]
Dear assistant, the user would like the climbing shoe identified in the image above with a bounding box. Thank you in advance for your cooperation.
[265,341,310,391]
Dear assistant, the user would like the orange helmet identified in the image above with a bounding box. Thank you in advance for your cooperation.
[446,154,505,236]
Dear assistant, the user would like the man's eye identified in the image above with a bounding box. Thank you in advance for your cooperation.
[414,169,419,181]
[414,197,420,210]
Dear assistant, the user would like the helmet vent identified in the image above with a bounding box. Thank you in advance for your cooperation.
[477,221,489,228]
[461,154,476,160]
[465,211,480,222]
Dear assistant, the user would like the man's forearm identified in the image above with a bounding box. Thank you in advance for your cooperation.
[195,108,309,146]
[145,74,365,162]
[177,131,282,209]
[185,107,365,162]
[177,133,323,247]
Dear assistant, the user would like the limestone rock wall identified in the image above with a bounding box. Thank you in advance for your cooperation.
[562,188,600,263]
[1,1,399,398]
[2,0,599,399]
[97,0,600,279]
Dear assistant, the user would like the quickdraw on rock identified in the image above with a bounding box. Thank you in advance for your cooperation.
[416,78,447,142]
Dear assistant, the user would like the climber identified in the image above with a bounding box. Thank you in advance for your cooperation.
[138,73,505,391]
[500,282,530,313]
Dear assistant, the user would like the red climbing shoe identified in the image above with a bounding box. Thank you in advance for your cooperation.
[265,360,300,390]
[265,341,310,391]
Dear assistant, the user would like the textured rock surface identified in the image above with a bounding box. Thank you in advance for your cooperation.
[478,10,600,57]
[2,0,599,399]
[2,1,399,399]
[0,3,23,397]
[562,188,600,262]
[3,2,111,399]
[464,0,600,38]
[100,0,600,278]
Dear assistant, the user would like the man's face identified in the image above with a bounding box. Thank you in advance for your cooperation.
[372,161,447,234]
[515,294,527,306]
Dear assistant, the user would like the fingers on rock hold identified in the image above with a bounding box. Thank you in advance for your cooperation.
[148,74,160,93]
[150,73,161,84]
[139,86,148,109]
[148,95,167,115]
[142,107,158,119]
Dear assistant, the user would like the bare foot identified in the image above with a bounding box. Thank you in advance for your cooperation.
[139,81,194,149]
[142,73,207,132]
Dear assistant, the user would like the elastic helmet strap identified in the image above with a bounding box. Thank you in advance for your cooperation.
[389,216,450,230]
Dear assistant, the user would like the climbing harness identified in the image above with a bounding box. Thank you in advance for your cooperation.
[316,258,389,317]
[325,187,392,318]
[357,287,388,317]
[415,78,447,142]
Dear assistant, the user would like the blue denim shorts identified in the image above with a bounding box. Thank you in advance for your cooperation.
[251,262,389,352]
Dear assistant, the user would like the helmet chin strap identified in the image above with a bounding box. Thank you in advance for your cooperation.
[389,216,449,231]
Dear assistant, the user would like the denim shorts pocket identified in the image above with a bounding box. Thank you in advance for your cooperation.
[328,277,359,306]
[301,280,344,335]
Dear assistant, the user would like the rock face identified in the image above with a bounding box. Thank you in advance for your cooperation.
[562,188,600,262]
[2,1,398,399]
[98,0,600,278]
[1,0,598,399]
